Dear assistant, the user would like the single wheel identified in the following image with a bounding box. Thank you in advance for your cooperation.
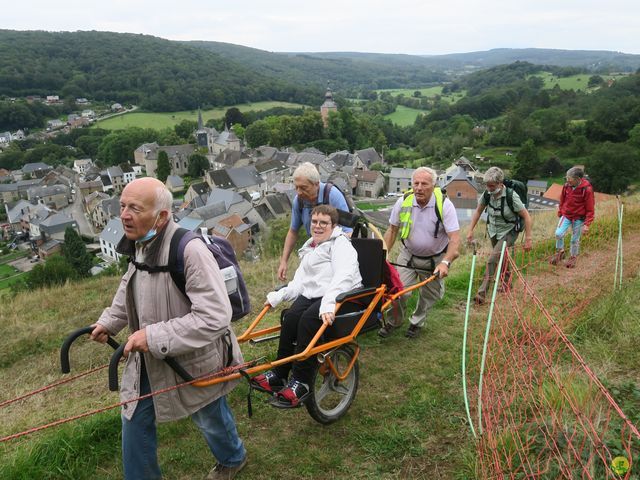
[306,345,359,424]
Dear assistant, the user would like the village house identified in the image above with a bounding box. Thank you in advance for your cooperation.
[99,217,125,262]
[184,182,211,206]
[527,180,548,197]
[210,214,252,255]
[38,239,62,259]
[90,196,120,230]
[27,184,71,210]
[165,175,185,193]
[22,162,53,179]
[388,167,415,195]
[73,159,94,175]
[438,165,481,209]
[255,159,289,192]
[134,142,195,178]
[354,170,385,198]
[354,147,382,168]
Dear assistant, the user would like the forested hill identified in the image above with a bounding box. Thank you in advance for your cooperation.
[303,49,640,73]
[187,41,447,91]
[0,30,321,111]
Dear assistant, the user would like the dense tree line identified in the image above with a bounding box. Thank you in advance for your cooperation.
[0,30,320,112]
[0,100,73,131]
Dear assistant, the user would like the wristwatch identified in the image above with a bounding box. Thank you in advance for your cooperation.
[440,260,451,268]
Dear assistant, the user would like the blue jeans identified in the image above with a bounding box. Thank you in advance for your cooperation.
[122,365,246,480]
[555,216,584,256]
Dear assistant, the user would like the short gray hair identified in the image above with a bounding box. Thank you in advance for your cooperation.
[154,185,173,214]
[566,166,584,179]
[412,166,437,184]
[293,162,320,184]
[483,167,504,184]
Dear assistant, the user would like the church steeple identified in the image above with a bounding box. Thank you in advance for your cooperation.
[197,107,203,130]
[320,81,338,128]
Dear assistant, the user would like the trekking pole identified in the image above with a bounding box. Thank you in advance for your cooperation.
[614,197,624,290]
[477,240,507,436]
[462,242,477,438]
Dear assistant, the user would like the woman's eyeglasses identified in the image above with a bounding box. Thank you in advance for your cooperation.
[311,219,331,228]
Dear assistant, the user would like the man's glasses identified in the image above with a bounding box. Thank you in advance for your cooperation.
[311,219,331,228]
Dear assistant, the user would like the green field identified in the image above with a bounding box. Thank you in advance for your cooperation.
[376,87,465,104]
[531,72,627,91]
[96,101,308,130]
[384,105,425,126]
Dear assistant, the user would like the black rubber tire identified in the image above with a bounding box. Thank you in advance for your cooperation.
[305,345,359,424]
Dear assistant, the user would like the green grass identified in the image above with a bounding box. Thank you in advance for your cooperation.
[1,204,638,479]
[384,105,425,126]
[530,72,628,92]
[0,263,18,279]
[96,101,308,130]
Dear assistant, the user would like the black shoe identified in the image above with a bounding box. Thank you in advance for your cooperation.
[206,456,247,479]
[405,324,420,339]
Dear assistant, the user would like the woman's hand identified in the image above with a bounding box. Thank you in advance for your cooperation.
[321,312,335,326]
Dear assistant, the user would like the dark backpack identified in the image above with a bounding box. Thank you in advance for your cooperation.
[297,182,364,230]
[170,228,250,321]
[482,179,529,232]
[131,228,251,322]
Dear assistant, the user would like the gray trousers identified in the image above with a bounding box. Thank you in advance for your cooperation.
[389,245,445,328]
[477,229,518,297]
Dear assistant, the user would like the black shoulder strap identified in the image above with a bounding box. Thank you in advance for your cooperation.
[168,227,191,298]
[323,182,333,205]
[505,187,515,214]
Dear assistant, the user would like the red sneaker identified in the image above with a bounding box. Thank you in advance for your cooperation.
[250,371,285,394]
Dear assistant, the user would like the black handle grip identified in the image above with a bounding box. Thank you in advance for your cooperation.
[108,349,195,392]
[109,344,126,391]
[60,325,120,374]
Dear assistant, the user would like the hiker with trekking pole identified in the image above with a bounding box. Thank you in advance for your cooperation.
[466,166,533,305]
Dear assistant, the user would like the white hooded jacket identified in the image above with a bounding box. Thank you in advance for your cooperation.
[267,226,362,315]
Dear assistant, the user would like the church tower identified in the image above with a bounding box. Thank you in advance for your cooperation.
[320,83,338,128]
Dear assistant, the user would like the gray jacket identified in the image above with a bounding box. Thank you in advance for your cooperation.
[97,221,243,422]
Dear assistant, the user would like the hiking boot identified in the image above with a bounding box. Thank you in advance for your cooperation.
[566,256,578,268]
[250,371,286,394]
[405,324,420,339]
[474,293,486,305]
[206,456,247,480]
[271,379,310,408]
[549,250,565,266]
[378,324,396,338]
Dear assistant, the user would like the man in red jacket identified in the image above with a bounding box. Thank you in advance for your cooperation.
[550,167,595,268]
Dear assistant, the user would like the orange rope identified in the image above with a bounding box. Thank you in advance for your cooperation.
[0,360,257,443]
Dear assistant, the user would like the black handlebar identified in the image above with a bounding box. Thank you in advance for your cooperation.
[60,326,120,374]
[62,325,196,392]
[107,344,194,392]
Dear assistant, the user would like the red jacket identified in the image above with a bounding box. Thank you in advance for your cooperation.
[559,178,595,226]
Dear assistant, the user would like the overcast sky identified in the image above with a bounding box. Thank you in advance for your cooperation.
[3,0,639,55]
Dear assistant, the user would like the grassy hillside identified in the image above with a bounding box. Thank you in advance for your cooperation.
[96,101,307,130]
[1,201,639,478]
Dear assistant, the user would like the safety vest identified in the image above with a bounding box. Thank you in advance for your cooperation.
[399,187,445,239]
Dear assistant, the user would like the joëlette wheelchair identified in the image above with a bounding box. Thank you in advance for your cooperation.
[61,237,437,425]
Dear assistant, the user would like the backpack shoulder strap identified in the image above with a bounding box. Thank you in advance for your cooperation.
[322,182,333,205]
[168,227,198,298]
[505,187,515,214]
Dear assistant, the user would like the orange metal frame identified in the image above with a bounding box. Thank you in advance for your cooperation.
[191,274,439,388]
